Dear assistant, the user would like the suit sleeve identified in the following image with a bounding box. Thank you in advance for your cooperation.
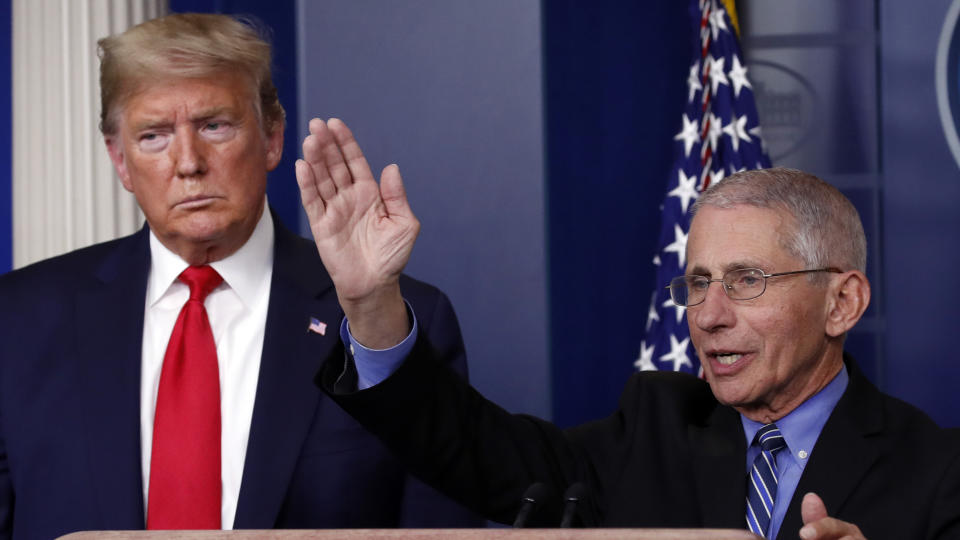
[319,283,597,526]
[391,285,483,526]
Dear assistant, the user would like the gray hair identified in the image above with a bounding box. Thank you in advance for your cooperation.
[691,167,867,275]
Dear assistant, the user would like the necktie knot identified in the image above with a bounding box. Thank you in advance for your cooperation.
[754,423,786,453]
[179,265,223,302]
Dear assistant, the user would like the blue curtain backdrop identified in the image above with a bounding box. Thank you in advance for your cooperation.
[543,2,691,427]
[169,0,300,232]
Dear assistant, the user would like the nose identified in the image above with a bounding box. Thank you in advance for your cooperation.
[690,280,735,332]
[172,128,208,178]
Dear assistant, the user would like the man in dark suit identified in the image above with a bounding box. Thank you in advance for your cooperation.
[0,13,477,539]
[294,146,960,540]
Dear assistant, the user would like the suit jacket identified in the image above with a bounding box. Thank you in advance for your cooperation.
[320,335,960,539]
[0,213,480,539]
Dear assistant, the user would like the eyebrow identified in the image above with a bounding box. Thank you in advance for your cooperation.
[687,260,769,277]
[129,107,237,132]
[189,107,234,123]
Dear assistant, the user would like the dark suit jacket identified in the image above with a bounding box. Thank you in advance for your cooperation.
[320,336,960,539]
[0,213,480,539]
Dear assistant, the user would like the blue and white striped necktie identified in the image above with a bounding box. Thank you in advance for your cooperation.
[746,423,787,538]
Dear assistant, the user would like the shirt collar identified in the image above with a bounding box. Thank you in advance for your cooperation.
[741,363,849,463]
[147,201,275,308]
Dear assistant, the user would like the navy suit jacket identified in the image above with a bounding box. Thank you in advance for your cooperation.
[0,213,479,539]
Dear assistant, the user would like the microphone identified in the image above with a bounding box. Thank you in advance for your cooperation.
[512,482,550,528]
[559,482,586,528]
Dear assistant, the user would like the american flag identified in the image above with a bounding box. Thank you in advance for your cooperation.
[308,317,327,336]
[635,0,771,375]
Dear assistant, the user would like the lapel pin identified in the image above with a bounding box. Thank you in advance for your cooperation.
[307,317,327,336]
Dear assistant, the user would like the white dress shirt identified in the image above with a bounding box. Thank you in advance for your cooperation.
[140,206,274,529]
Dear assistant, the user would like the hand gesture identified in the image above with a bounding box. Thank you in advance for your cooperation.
[296,118,418,347]
[799,492,867,540]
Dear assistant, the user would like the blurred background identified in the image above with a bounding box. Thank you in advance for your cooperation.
[2,0,958,428]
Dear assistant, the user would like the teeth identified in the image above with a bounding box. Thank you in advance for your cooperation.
[716,353,742,365]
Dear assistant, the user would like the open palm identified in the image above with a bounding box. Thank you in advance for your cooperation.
[296,118,419,305]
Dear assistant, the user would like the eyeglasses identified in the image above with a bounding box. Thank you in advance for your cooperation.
[666,267,843,307]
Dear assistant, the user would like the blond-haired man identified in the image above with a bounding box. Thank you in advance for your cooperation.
[0,13,477,538]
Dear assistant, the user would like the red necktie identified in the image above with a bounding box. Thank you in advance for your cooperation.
[148,265,223,529]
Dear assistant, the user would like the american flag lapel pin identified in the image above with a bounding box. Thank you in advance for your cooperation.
[307,317,327,336]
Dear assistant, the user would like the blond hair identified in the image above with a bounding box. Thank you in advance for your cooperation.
[98,12,285,135]
[692,167,867,275]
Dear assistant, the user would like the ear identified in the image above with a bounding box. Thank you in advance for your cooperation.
[105,136,134,193]
[264,122,284,172]
[825,270,871,338]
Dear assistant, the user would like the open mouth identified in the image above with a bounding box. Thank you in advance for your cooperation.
[715,352,743,365]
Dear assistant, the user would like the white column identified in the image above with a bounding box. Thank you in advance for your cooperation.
[12,0,166,268]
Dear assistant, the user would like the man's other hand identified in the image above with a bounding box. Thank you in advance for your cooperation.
[296,118,417,349]
[799,492,866,540]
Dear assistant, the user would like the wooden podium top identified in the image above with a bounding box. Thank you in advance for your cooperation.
[59,529,761,540]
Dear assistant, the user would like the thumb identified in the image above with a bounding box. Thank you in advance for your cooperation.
[379,164,413,219]
[801,492,829,524]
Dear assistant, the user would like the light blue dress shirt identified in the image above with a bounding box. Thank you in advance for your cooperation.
[740,365,849,540]
[340,306,418,390]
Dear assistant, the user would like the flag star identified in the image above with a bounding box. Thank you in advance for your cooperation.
[662,298,686,324]
[728,55,752,97]
[710,168,726,188]
[722,114,752,152]
[645,293,660,330]
[663,224,688,268]
[652,255,661,266]
[687,61,702,102]
[698,167,725,192]
[634,340,657,371]
[659,334,692,372]
[749,125,768,154]
[707,113,724,152]
[708,56,729,95]
[709,6,729,40]
[674,114,700,158]
[668,169,699,213]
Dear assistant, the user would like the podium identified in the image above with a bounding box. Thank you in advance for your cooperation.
[59,529,761,539]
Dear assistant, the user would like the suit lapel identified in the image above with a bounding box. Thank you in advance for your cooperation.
[690,402,748,528]
[75,227,151,529]
[777,360,883,540]
[233,219,340,528]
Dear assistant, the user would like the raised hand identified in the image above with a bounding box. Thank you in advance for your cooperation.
[799,492,866,540]
[296,118,418,348]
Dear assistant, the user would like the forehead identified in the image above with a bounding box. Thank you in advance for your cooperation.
[686,205,799,274]
[117,73,256,125]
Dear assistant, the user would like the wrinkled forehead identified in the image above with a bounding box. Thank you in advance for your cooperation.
[686,204,798,274]
[110,69,260,124]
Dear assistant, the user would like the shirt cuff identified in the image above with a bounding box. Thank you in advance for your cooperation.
[340,300,418,390]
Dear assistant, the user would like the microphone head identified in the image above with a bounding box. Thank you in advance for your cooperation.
[563,481,587,502]
[521,481,552,504]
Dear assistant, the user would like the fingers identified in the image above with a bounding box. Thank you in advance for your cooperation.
[301,119,339,201]
[799,493,865,540]
[328,118,376,186]
[300,118,377,197]
[379,164,414,219]
[799,517,865,540]
[295,158,323,216]
[801,492,829,524]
